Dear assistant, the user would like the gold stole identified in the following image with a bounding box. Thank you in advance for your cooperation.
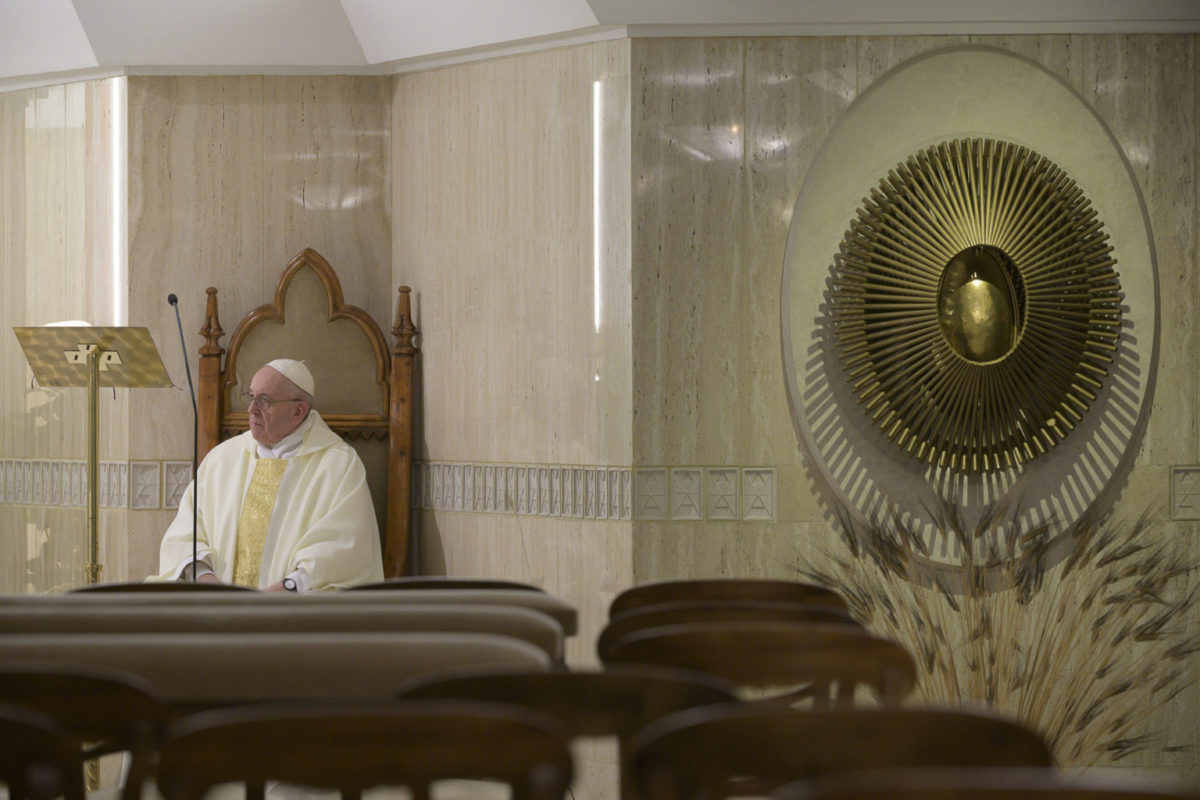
[232,458,288,587]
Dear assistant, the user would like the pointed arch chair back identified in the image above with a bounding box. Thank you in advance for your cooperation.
[196,248,417,576]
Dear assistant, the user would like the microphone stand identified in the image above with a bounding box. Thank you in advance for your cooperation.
[167,294,199,582]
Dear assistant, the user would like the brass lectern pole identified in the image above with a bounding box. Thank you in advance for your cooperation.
[86,348,101,585]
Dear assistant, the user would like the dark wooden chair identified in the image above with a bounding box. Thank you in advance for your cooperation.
[155,700,572,800]
[195,248,419,577]
[0,664,168,800]
[0,702,84,800]
[628,706,1055,800]
[597,600,860,662]
[609,579,847,618]
[601,620,916,707]
[348,576,544,592]
[774,768,1200,800]
[397,665,739,799]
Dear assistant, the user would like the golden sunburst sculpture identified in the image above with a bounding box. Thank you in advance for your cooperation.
[829,138,1123,473]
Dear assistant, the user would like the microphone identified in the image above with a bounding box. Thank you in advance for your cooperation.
[168,293,200,582]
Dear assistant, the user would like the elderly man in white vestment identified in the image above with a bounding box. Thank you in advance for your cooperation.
[154,359,383,592]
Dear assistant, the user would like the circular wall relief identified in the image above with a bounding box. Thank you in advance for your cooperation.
[781,47,1158,564]
[828,138,1123,474]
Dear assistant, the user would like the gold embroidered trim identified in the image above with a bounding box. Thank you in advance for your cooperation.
[232,458,287,587]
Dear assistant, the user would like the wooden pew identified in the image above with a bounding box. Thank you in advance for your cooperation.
[0,632,551,717]
[0,602,564,665]
[0,589,578,637]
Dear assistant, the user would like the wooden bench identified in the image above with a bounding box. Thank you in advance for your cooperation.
[0,602,564,665]
[0,588,578,636]
[0,632,551,716]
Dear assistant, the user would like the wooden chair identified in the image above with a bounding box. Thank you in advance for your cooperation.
[155,700,572,800]
[0,665,168,800]
[628,706,1055,800]
[196,247,419,577]
[397,665,739,799]
[348,576,544,592]
[774,768,1200,800]
[0,702,84,800]
[597,600,860,662]
[609,579,847,618]
[601,621,916,707]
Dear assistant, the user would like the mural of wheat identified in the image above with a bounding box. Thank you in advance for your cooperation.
[801,502,1196,765]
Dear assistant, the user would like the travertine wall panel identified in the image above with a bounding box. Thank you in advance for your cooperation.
[392,41,635,719]
[630,33,1198,773]
[393,42,632,469]
[0,79,128,592]
[125,74,392,578]
[1082,36,1197,466]
[629,33,1198,563]
[392,52,635,800]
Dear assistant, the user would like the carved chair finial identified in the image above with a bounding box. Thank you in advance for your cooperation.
[393,286,418,356]
[200,287,225,356]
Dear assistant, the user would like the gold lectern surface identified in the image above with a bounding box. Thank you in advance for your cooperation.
[14,326,172,389]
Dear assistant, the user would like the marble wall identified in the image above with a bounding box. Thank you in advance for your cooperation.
[629,31,1197,573]
[391,43,633,794]
[1,75,394,588]
[389,35,1197,772]
[629,34,1198,771]
[123,75,394,578]
[1,28,1195,779]
[0,79,129,592]
[391,37,635,668]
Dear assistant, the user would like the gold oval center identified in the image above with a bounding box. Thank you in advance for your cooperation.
[937,245,1024,363]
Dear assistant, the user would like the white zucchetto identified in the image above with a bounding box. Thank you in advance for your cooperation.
[265,358,315,396]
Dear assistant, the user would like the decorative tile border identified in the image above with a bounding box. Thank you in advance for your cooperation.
[417,462,636,522]
[0,459,137,510]
[671,469,703,521]
[635,469,667,520]
[414,462,776,522]
[706,468,739,520]
[1171,467,1200,520]
[1,456,777,522]
[164,462,193,509]
[130,462,161,510]
[743,468,777,522]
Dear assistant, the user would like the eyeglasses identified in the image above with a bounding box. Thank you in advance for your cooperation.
[241,392,304,412]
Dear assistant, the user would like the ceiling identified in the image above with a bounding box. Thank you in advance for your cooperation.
[2,0,1199,90]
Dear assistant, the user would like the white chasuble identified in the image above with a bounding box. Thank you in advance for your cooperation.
[153,411,383,590]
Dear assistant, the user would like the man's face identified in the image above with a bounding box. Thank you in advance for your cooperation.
[247,367,309,446]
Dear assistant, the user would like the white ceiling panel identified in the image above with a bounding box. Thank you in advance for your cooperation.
[342,0,598,64]
[0,0,1197,88]
[69,0,366,66]
[0,0,97,78]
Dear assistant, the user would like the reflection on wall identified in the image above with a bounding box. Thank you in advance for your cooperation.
[391,40,634,671]
[0,78,128,592]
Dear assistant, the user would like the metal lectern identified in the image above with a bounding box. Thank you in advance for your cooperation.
[14,326,172,585]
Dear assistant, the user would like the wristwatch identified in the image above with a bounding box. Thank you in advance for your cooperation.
[282,577,298,592]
